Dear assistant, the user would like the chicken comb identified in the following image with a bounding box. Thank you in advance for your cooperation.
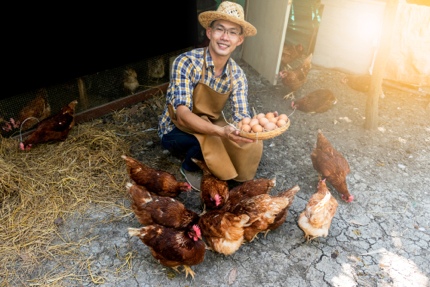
[192,224,201,238]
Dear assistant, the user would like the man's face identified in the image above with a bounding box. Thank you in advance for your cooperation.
[207,20,244,57]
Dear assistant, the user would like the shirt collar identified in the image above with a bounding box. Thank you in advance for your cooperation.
[205,47,230,77]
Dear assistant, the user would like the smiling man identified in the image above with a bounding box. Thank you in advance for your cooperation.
[157,1,263,191]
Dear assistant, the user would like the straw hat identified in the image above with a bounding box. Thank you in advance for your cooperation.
[198,1,257,37]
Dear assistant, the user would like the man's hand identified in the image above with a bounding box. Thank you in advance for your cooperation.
[223,125,255,143]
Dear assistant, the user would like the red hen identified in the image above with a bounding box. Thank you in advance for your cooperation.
[19,100,77,151]
[191,158,229,212]
[291,89,337,113]
[126,182,200,230]
[222,177,276,211]
[128,223,205,279]
[311,130,354,203]
[122,155,191,197]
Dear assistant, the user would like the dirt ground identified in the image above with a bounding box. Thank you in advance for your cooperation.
[5,59,430,287]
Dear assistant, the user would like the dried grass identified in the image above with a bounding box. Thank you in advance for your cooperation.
[0,121,131,286]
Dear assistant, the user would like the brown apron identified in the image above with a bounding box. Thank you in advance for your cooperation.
[168,51,263,181]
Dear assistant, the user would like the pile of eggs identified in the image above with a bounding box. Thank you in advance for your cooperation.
[237,112,289,133]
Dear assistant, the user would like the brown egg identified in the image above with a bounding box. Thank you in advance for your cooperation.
[241,124,251,132]
[276,119,287,127]
[278,114,288,121]
[241,117,251,125]
[264,122,277,131]
[259,117,269,126]
[269,116,278,123]
[256,113,266,119]
[249,118,260,127]
[265,112,275,119]
[251,124,263,133]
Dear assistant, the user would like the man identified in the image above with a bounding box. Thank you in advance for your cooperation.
[157,1,263,191]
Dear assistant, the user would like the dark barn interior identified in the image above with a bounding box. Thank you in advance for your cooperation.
[1,1,202,137]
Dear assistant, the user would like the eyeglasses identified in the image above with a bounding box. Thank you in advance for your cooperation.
[211,25,242,39]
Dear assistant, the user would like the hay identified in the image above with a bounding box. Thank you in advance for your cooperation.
[0,121,131,285]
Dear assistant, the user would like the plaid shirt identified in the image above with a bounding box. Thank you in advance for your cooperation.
[157,47,251,138]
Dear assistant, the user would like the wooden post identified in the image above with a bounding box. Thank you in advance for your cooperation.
[77,77,89,110]
[364,0,399,130]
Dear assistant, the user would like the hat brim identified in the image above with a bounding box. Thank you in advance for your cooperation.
[198,11,257,37]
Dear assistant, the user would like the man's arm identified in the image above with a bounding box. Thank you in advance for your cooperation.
[175,105,254,143]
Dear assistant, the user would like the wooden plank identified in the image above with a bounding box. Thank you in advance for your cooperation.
[75,83,168,124]
[14,83,168,140]
[242,0,292,85]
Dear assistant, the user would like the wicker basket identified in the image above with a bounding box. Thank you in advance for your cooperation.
[238,118,291,140]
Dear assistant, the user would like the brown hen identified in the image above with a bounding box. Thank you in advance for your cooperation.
[191,158,229,211]
[19,100,77,151]
[229,190,292,242]
[341,73,371,93]
[17,88,51,131]
[198,209,250,255]
[265,185,300,237]
[310,130,354,203]
[123,67,141,95]
[279,53,313,92]
[281,43,304,67]
[291,89,337,113]
[126,182,200,229]
[122,155,191,197]
[128,223,205,279]
[222,177,276,211]
[297,178,338,241]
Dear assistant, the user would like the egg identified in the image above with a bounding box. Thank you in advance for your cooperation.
[258,117,269,126]
[249,118,260,127]
[241,124,251,132]
[264,122,277,131]
[265,112,275,119]
[278,114,288,121]
[251,124,263,132]
[276,119,287,127]
[241,117,251,125]
[269,116,278,123]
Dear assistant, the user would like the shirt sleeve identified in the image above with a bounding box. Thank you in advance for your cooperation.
[169,55,199,111]
[229,63,252,122]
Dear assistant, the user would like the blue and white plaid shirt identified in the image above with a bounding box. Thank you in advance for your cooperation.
[157,47,251,138]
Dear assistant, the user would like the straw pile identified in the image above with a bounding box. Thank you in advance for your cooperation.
[0,121,131,285]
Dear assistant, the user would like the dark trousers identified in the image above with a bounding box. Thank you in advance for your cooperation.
[161,127,203,172]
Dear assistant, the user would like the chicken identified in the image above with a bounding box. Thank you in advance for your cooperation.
[297,178,338,241]
[121,155,192,197]
[126,182,200,229]
[265,185,300,237]
[1,117,19,133]
[148,57,165,81]
[341,73,385,98]
[279,53,313,92]
[198,209,250,255]
[191,158,229,211]
[222,177,276,211]
[128,224,205,279]
[17,88,51,131]
[291,89,337,113]
[228,190,293,242]
[341,73,371,93]
[310,130,354,203]
[123,67,141,95]
[281,43,304,68]
[19,100,77,151]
